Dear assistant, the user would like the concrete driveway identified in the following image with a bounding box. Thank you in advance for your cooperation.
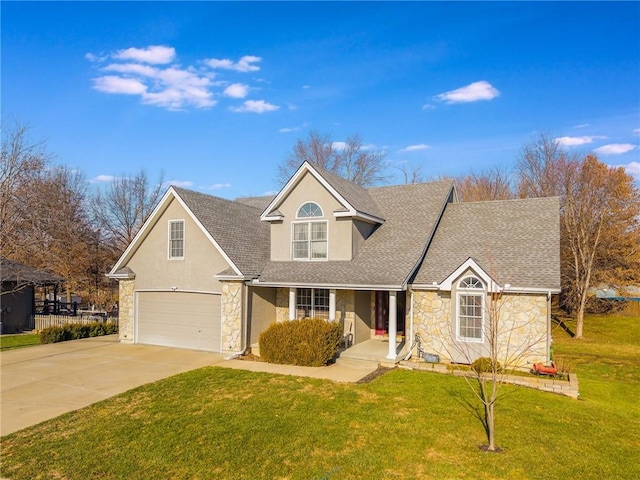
[0,335,224,436]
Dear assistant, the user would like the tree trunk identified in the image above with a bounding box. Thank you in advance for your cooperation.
[575,303,585,339]
[486,401,496,451]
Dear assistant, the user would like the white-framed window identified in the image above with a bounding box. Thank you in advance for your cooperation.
[168,220,185,259]
[292,202,327,260]
[457,275,484,342]
[296,288,329,319]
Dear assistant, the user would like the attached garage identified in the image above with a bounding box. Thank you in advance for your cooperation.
[136,291,221,352]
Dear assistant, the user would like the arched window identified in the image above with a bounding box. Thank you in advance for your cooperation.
[457,276,484,341]
[292,202,327,260]
[297,202,323,218]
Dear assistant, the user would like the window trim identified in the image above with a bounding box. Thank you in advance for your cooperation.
[455,276,484,343]
[291,219,328,261]
[295,288,330,319]
[168,219,185,260]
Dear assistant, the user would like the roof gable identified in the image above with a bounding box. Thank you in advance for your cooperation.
[109,187,270,278]
[413,196,561,292]
[261,162,385,223]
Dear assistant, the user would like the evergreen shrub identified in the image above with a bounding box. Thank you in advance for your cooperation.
[258,318,343,366]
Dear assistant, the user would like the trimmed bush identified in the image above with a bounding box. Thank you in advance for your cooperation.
[40,322,119,344]
[258,318,343,367]
[471,357,501,374]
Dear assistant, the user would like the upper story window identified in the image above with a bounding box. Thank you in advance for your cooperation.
[457,275,483,341]
[292,202,327,260]
[297,202,323,218]
[168,220,185,259]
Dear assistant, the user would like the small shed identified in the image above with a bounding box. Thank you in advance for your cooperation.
[1,258,62,333]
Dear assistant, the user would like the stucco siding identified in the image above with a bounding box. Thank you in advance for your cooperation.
[124,197,231,292]
[248,286,277,343]
[269,171,353,261]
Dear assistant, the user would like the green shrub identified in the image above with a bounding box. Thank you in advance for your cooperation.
[40,322,119,344]
[258,318,343,367]
[471,357,501,374]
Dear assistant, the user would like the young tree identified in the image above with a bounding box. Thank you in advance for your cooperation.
[395,162,424,184]
[277,130,388,186]
[91,169,165,253]
[455,167,514,202]
[560,155,640,338]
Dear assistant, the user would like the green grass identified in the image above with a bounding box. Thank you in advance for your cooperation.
[0,333,40,351]
[2,314,639,480]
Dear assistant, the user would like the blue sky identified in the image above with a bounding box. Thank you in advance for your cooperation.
[3,1,639,199]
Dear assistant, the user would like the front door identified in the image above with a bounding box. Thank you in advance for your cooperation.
[375,291,406,335]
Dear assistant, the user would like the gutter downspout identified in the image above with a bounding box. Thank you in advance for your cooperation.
[403,289,415,361]
[547,291,552,364]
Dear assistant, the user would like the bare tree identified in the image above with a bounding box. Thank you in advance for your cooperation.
[516,132,567,198]
[395,162,424,184]
[455,166,514,202]
[277,130,388,186]
[91,170,165,253]
[0,120,51,263]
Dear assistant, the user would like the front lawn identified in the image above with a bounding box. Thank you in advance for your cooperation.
[0,333,40,351]
[1,314,639,480]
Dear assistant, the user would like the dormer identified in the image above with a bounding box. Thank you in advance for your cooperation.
[261,162,385,261]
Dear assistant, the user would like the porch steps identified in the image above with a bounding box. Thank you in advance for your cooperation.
[337,338,409,366]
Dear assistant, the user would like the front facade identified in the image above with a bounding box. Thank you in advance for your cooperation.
[109,162,560,367]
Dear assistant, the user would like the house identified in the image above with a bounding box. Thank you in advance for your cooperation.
[1,258,62,333]
[108,161,560,367]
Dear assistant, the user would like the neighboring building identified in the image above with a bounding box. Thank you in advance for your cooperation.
[1,258,62,333]
[108,162,560,366]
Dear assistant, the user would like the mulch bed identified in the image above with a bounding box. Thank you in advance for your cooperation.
[356,366,395,383]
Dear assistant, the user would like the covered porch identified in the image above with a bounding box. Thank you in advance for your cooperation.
[338,336,410,365]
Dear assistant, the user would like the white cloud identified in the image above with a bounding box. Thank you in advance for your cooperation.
[224,83,249,98]
[93,76,147,95]
[230,100,279,113]
[634,128,640,136]
[573,123,589,129]
[89,46,275,111]
[165,180,194,188]
[422,103,436,110]
[205,55,262,72]
[279,122,309,133]
[435,81,499,104]
[203,183,232,190]
[622,161,640,179]
[332,141,347,151]
[302,85,311,89]
[91,174,117,183]
[594,143,637,155]
[555,135,606,147]
[113,45,175,64]
[401,144,429,152]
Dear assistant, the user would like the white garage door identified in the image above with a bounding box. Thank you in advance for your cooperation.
[136,291,221,352]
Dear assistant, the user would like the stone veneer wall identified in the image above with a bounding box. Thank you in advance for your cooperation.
[275,288,289,322]
[221,281,243,357]
[412,290,548,367]
[413,290,452,358]
[118,279,135,343]
[336,290,355,334]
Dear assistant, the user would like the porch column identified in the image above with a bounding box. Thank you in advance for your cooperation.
[386,291,397,360]
[289,288,296,320]
[329,289,336,321]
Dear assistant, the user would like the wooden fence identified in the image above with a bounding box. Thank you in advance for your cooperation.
[29,314,118,331]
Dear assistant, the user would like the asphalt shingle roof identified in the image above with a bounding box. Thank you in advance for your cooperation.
[257,180,455,287]
[1,257,62,285]
[173,187,270,276]
[235,195,275,211]
[413,197,561,290]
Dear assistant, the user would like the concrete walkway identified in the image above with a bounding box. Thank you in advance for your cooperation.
[0,335,378,436]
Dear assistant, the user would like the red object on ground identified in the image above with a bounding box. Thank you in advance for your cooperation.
[532,362,558,375]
